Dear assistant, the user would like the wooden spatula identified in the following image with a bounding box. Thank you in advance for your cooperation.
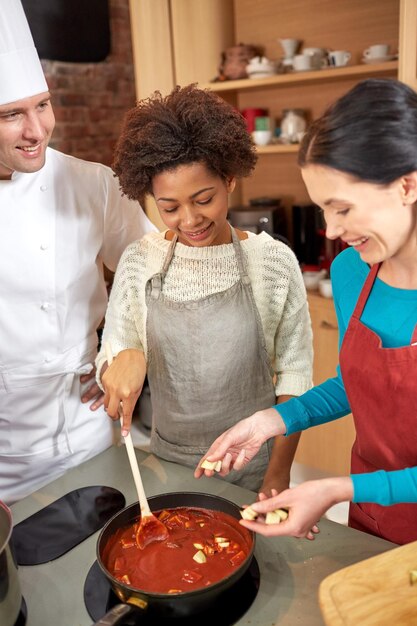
[104,342,169,549]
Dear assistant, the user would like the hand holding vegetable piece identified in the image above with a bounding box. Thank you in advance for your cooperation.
[194,408,285,480]
[238,477,354,540]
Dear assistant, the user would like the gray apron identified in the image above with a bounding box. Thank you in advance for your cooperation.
[145,227,276,490]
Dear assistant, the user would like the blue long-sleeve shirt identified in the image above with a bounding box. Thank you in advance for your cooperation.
[277,247,417,505]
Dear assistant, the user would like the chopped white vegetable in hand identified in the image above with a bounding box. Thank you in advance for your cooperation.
[265,508,289,524]
[240,506,258,521]
[200,459,222,472]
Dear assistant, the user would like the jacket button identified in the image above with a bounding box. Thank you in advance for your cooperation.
[40,185,48,192]
[40,243,48,250]
[40,302,50,311]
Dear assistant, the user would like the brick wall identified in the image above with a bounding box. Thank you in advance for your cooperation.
[41,0,135,166]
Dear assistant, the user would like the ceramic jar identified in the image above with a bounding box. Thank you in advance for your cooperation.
[280,108,307,143]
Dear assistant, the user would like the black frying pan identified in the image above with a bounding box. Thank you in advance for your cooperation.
[94,492,255,625]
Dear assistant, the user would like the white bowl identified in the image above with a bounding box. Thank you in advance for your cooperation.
[302,269,327,290]
[318,278,333,298]
[252,130,272,146]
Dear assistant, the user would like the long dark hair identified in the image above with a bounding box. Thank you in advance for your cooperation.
[298,78,417,184]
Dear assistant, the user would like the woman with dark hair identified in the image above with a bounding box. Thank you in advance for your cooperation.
[96,84,313,494]
[198,78,417,544]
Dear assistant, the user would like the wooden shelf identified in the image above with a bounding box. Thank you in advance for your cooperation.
[200,61,398,92]
[256,143,300,154]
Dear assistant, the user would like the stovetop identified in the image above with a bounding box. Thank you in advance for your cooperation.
[84,557,260,625]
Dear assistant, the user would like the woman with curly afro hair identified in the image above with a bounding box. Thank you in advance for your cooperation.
[96,84,313,494]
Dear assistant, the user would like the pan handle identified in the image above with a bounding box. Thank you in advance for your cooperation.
[91,602,141,626]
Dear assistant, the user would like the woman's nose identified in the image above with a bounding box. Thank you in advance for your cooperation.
[325,218,344,241]
[182,206,200,227]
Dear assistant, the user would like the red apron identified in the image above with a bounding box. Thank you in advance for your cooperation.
[339,262,417,545]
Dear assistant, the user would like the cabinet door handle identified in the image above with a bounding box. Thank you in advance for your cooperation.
[320,320,338,330]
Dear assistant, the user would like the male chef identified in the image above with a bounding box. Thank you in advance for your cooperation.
[0,0,155,504]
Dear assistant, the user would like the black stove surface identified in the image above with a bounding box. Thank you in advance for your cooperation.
[84,557,260,625]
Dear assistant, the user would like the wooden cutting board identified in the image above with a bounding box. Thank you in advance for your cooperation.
[319,540,417,626]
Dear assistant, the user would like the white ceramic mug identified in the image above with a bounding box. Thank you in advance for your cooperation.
[328,50,351,67]
[292,54,313,71]
[303,47,327,69]
[363,44,390,59]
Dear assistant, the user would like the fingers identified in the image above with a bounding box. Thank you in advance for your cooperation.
[89,393,105,411]
[105,395,122,421]
[120,401,135,437]
[196,448,245,480]
[218,452,233,475]
[233,448,247,471]
[203,430,242,464]
[240,516,319,540]
[81,381,104,407]
[80,365,96,384]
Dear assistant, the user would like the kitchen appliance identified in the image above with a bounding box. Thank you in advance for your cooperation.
[228,197,288,242]
[92,492,257,625]
[12,444,397,626]
[293,204,347,269]
[292,203,323,265]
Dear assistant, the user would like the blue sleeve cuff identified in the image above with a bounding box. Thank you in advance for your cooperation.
[352,468,417,505]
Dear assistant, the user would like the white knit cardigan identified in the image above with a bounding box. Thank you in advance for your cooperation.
[97,230,313,397]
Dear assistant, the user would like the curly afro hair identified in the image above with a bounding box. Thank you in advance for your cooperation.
[112,84,258,200]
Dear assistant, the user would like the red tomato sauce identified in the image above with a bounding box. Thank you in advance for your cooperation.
[102,507,252,594]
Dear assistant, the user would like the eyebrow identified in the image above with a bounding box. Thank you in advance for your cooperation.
[157,186,215,202]
[0,96,51,116]
[323,198,350,206]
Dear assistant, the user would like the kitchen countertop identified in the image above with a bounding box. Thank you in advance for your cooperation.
[11,444,395,626]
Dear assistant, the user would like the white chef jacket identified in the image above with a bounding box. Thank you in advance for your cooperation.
[0,148,155,504]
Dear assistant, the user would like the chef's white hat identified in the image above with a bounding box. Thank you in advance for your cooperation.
[0,0,48,106]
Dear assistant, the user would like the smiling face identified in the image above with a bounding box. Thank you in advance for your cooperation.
[301,164,417,266]
[0,92,55,180]
[152,162,236,247]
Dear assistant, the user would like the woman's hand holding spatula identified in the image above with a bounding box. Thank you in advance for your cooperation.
[104,342,169,549]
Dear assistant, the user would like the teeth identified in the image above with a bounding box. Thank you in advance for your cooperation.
[188,227,207,236]
[347,237,367,246]
[21,146,39,152]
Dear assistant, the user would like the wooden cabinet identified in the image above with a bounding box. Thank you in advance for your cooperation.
[200,0,403,223]
[294,293,355,475]
[128,0,416,230]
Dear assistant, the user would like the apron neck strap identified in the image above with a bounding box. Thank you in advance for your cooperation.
[231,226,251,285]
[148,234,177,299]
[352,262,381,319]
[154,225,250,293]
[161,234,178,274]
